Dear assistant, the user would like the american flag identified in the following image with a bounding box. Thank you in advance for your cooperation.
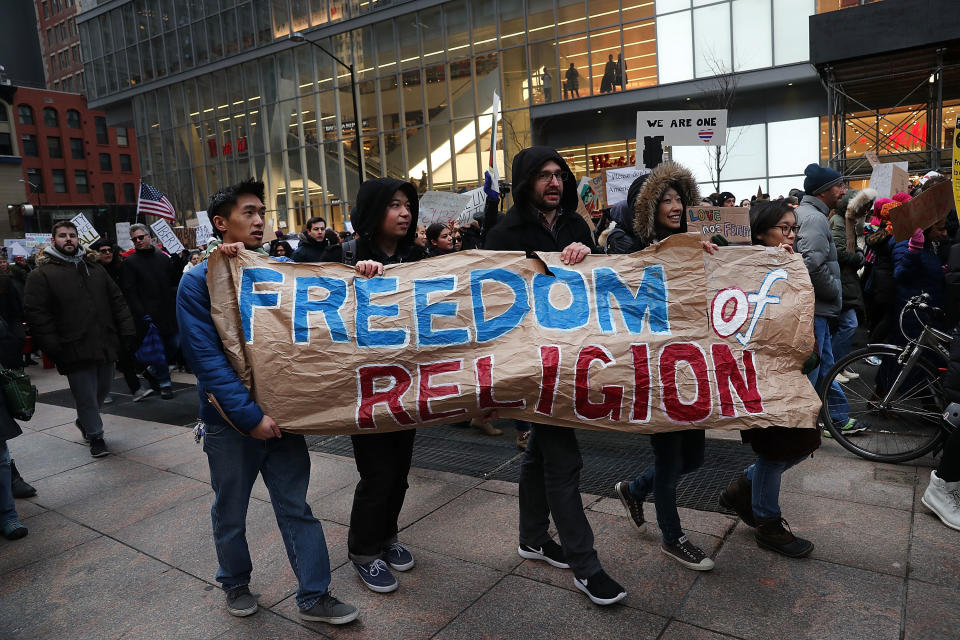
[137,182,176,221]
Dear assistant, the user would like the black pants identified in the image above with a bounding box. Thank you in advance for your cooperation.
[518,424,601,578]
[937,429,960,482]
[348,429,416,563]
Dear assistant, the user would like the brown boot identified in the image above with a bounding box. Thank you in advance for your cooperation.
[471,418,502,436]
[516,430,530,450]
[754,516,814,558]
[718,473,756,527]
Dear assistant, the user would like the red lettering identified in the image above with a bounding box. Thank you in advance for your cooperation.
[535,345,561,416]
[207,138,218,158]
[631,344,650,422]
[574,345,623,421]
[223,140,233,155]
[418,360,467,422]
[356,365,415,430]
[711,344,764,417]
[475,355,525,409]
[237,136,247,153]
[659,343,712,423]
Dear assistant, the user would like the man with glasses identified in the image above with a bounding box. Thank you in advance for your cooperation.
[485,146,627,607]
[120,224,180,399]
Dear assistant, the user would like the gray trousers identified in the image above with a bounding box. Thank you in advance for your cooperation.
[66,363,115,439]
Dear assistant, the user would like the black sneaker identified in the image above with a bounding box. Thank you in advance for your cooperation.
[614,481,646,531]
[225,585,258,617]
[160,387,174,400]
[661,535,715,571]
[299,592,359,625]
[11,475,36,499]
[573,569,627,606]
[89,437,110,458]
[518,540,570,569]
[75,419,90,442]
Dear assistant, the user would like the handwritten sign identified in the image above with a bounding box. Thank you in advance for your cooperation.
[604,167,650,206]
[195,211,213,246]
[457,187,486,226]
[418,191,473,225]
[70,213,100,246]
[636,110,728,169]
[686,207,751,245]
[150,219,185,255]
[115,223,133,250]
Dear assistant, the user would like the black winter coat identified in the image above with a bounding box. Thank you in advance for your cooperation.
[120,247,179,337]
[24,251,136,375]
[292,232,331,262]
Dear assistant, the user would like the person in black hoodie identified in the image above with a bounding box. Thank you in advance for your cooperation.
[320,178,425,594]
[485,146,627,607]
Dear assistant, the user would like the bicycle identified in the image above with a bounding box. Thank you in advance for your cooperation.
[819,293,958,463]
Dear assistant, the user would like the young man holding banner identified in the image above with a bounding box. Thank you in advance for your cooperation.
[485,146,627,606]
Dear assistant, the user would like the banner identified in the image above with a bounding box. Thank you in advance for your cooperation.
[686,207,751,245]
[206,234,820,436]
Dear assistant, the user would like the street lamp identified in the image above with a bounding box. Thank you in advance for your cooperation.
[19,178,43,212]
[289,32,365,182]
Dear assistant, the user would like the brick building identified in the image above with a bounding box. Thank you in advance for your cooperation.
[34,0,84,93]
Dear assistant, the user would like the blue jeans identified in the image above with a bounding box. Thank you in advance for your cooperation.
[203,422,331,610]
[628,430,705,544]
[0,441,18,525]
[149,332,180,388]
[809,315,849,423]
[831,308,858,363]
[744,455,807,519]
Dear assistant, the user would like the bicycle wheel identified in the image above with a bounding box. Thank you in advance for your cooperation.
[819,345,947,463]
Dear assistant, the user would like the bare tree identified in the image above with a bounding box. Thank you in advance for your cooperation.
[696,52,746,194]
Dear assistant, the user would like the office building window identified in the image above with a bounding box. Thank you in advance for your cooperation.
[47,136,62,158]
[95,116,108,144]
[0,108,6,122]
[52,169,67,193]
[70,137,83,159]
[26,168,43,193]
[116,127,128,146]
[47,29,53,47]
[103,182,116,203]
[119,154,132,172]
[99,152,112,170]
[66,109,80,128]
[75,170,88,193]
[17,105,33,125]
[21,135,37,157]
[123,182,135,203]
[43,108,58,127]
[0,133,12,155]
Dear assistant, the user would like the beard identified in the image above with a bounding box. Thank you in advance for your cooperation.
[56,242,78,256]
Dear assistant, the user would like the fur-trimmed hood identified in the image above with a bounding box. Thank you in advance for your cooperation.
[838,188,877,221]
[633,162,700,247]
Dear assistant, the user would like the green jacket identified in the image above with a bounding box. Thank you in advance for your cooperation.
[829,213,865,314]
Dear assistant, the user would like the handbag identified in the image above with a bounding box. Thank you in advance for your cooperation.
[135,316,168,372]
[0,366,38,421]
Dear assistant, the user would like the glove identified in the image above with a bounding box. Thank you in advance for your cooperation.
[908,228,924,252]
[801,351,820,375]
[710,234,729,247]
[483,171,499,203]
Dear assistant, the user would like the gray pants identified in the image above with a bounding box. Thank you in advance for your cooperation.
[66,363,114,439]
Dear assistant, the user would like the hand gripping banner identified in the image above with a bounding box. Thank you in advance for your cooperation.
[206,233,821,435]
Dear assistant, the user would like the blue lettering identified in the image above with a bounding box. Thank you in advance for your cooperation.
[413,276,469,347]
[594,265,670,335]
[533,266,590,331]
[239,267,283,343]
[293,276,349,344]
[470,268,530,343]
[355,277,408,348]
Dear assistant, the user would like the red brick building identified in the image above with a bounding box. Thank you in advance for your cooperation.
[33,0,84,93]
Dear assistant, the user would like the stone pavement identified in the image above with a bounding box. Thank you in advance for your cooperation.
[1,367,958,640]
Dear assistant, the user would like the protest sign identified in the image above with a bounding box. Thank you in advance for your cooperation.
[115,223,133,250]
[457,187,486,226]
[206,233,820,436]
[418,191,473,225]
[195,211,213,246]
[891,180,955,242]
[70,213,100,246]
[173,226,196,250]
[150,219,185,254]
[25,233,51,245]
[869,162,910,198]
[604,167,649,206]
[575,176,602,232]
[636,110,727,169]
[686,207,751,245]
[3,239,34,257]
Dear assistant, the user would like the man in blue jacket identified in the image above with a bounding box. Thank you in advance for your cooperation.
[176,178,358,625]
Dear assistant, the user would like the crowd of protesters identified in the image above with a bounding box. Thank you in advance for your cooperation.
[2,141,959,628]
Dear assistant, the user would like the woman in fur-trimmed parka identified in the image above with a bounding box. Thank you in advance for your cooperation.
[608,162,717,571]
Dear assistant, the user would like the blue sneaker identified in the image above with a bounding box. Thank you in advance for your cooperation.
[353,558,398,593]
[384,542,415,572]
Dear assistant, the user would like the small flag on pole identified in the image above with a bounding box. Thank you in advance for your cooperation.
[137,182,176,221]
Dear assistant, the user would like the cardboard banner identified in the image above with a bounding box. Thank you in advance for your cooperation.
[604,167,650,206]
[686,207,751,245]
[891,180,955,241]
[70,213,100,246]
[206,234,820,436]
[150,219,185,254]
[418,191,473,225]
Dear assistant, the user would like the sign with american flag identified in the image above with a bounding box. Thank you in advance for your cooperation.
[137,182,176,221]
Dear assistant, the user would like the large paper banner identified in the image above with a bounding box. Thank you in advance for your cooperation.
[206,234,820,436]
[686,207,751,245]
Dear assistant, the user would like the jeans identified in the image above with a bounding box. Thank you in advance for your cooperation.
[831,308,858,363]
[348,429,415,564]
[744,455,808,519]
[808,315,849,423]
[149,332,180,388]
[518,424,601,578]
[0,441,17,525]
[203,422,331,610]
[514,420,531,433]
[628,430,705,544]
[65,363,115,439]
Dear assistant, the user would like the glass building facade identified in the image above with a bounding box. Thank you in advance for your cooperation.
[80,0,839,230]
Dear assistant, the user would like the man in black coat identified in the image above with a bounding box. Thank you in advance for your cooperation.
[120,223,180,399]
[485,146,626,606]
[24,221,136,457]
[292,217,333,262]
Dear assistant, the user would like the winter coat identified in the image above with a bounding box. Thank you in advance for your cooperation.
[630,162,698,250]
[603,173,650,254]
[0,275,25,370]
[892,238,944,310]
[865,230,896,306]
[292,231,331,262]
[484,146,596,253]
[829,214,865,316]
[120,246,180,337]
[23,250,135,375]
[794,195,842,318]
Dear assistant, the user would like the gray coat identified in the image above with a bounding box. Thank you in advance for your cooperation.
[795,195,842,318]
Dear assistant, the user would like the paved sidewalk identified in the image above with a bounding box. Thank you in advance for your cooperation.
[1,368,958,640]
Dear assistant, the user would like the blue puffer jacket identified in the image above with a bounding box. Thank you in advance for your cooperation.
[892,238,944,309]
[176,261,263,432]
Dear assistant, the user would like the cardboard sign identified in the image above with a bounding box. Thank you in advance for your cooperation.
[115,223,134,250]
[636,110,727,169]
[686,207,751,245]
[418,191,474,225]
[604,167,650,206]
[205,233,820,436]
[891,180,955,242]
[70,213,100,246]
[869,162,910,198]
[150,219,185,255]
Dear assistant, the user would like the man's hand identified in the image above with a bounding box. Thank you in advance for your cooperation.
[218,242,245,257]
[249,415,281,440]
[700,241,719,255]
[355,260,384,277]
[560,242,591,265]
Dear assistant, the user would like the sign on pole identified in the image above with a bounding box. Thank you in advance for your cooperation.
[150,219,185,255]
[686,206,751,245]
[636,110,728,169]
[70,213,100,246]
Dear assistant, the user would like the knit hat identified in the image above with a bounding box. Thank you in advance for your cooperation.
[872,197,893,218]
[803,163,843,195]
[891,192,912,204]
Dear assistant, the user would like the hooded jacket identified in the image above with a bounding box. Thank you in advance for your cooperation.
[321,178,425,265]
[484,146,595,253]
[603,173,650,253]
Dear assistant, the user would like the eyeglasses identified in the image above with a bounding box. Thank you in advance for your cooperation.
[775,224,801,235]
[98,247,113,253]
[534,170,569,184]
[131,234,148,242]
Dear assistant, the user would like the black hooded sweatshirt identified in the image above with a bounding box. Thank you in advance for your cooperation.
[484,146,596,253]
[320,178,426,265]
